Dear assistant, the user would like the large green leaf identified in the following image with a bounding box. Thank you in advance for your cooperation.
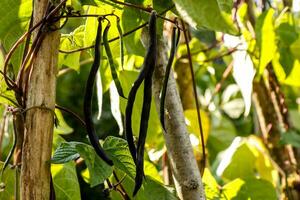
[51,142,80,164]
[255,9,276,74]
[173,0,238,34]
[222,178,277,200]
[0,0,32,69]
[75,143,113,187]
[221,140,256,180]
[103,136,136,178]
[51,141,113,187]
[217,136,278,185]
[51,162,81,200]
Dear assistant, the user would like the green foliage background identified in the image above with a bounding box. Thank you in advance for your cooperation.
[1,0,300,199]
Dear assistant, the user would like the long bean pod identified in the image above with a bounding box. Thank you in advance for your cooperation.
[103,20,126,99]
[160,27,180,131]
[83,18,113,166]
[133,11,157,196]
[116,17,124,70]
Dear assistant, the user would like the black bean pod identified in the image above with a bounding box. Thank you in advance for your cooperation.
[133,11,157,196]
[83,18,113,166]
[160,27,180,131]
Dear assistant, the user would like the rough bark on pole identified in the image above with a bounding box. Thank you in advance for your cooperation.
[142,31,205,199]
[20,0,59,199]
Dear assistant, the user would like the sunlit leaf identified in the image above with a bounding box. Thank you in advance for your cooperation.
[0,0,32,68]
[51,162,81,200]
[54,109,74,135]
[174,0,238,34]
[217,137,256,180]
[144,160,163,183]
[255,9,276,74]
[222,178,277,200]
[217,136,278,185]
[184,109,210,150]
[202,168,222,199]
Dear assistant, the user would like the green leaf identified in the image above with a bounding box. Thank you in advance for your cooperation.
[0,162,15,199]
[103,136,136,178]
[221,140,256,180]
[59,25,85,70]
[137,176,178,200]
[111,170,178,200]
[51,162,81,200]
[184,109,210,145]
[122,7,145,56]
[255,9,276,74]
[62,52,81,71]
[280,130,300,148]
[290,36,300,60]
[60,25,85,50]
[51,142,80,164]
[52,141,113,187]
[0,0,32,69]
[202,168,222,199]
[217,136,279,185]
[276,22,298,46]
[173,0,238,34]
[144,160,163,183]
[272,50,300,87]
[279,47,295,76]
[75,143,113,187]
[216,0,233,13]
[222,178,277,200]
[207,113,236,162]
[54,109,74,135]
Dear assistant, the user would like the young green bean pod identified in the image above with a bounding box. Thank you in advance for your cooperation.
[83,18,113,166]
[103,19,126,99]
[116,17,124,70]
